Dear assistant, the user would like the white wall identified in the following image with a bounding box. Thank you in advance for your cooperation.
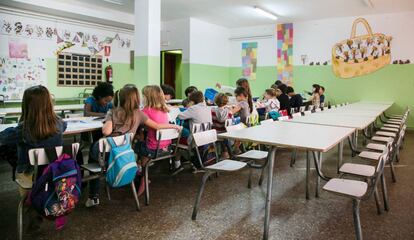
[294,11,414,65]
[161,18,190,62]
[229,24,276,67]
[189,18,230,66]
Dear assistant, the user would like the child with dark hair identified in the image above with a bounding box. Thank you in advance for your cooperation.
[182,86,198,108]
[319,86,325,105]
[161,84,175,101]
[232,87,251,124]
[286,86,303,110]
[84,82,114,117]
[277,84,290,112]
[178,91,212,130]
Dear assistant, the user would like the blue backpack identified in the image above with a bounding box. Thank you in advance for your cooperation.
[105,135,138,188]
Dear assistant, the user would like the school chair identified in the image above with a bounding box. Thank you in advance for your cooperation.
[323,148,388,240]
[226,123,268,187]
[306,105,314,111]
[17,144,79,240]
[81,133,140,211]
[191,129,247,220]
[260,119,274,125]
[291,112,302,119]
[303,110,313,116]
[278,116,290,121]
[299,106,306,112]
[143,128,182,205]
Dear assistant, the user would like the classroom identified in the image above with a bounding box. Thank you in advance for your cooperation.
[0,0,413,239]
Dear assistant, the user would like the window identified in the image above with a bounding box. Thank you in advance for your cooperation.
[57,53,103,87]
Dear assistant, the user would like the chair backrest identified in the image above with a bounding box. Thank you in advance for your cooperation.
[192,129,217,147]
[307,105,314,111]
[226,123,246,132]
[299,106,306,112]
[278,116,289,121]
[292,112,302,118]
[224,118,233,127]
[156,128,181,141]
[65,113,84,118]
[290,108,296,115]
[315,108,322,112]
[99,133,134,153]
[168,107,181,122]
[303,110,312,116]
[261,119,274,125]
[28,143,80,166]
[191,122,212,133]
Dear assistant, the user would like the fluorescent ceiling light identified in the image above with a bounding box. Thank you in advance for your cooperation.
[254,6,278,20]
[103,0,124,5]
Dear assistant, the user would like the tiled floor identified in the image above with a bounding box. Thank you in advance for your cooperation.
[1,133,413,240]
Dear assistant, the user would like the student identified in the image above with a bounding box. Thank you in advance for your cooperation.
[178,91,212,130]
[86,85,180,207]
[319,86,325,105]
[215,77,253,106]
[84,82,114,117]
[161,84,175,101]
[274,80,282,87]
[211,93,233,158]
[286,86,303,110]
[307,84,321,107]
[232,87,251,124]
[261,88,280,113]
[0,85,67,231]
[141,85,182,172]
[182,86,198,108]
[276,84,290,112]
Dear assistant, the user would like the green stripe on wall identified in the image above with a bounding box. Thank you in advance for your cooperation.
[134,56,160,86]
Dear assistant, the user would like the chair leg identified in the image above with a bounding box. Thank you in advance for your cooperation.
[381,174,390,211]
[105,183,111,201]
[145,164,150,206]
[17,197,25,240]
[389,160,397,183]
[192,172,213,220]
[373,187,382,215]
[130,181,140,211]
[258,167,265,186]
[290,149,297,167]
[352,199,363,240]
[247,167,252,189]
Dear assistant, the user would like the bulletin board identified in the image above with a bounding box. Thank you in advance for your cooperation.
[0,56,47,100]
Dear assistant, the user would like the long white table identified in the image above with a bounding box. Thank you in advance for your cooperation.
[0,117,102,135]
[219,121,354,240]
[0,104,84,116]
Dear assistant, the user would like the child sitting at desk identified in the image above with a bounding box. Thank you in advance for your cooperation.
[232,87,252,125]
[141,85,183,173]
[84,82,114,117]
[0,85,67,232]
[211,93,234,158]
[178,91,212,135]
[257,88,280,113]
[182,86,198,108]
[86,85,180,207]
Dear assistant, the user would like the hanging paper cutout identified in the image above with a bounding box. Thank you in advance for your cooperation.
[14,22,23,35]
[24,24,34,37]
[55,42,75,55]
[45,27,54,38]
[56,33,64,44]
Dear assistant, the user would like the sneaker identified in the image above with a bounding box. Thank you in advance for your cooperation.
[85,197,100,208]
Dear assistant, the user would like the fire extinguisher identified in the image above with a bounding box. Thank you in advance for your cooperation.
[105,58,113,84]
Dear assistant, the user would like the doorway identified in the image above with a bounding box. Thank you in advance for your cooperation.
[161,50,182,98]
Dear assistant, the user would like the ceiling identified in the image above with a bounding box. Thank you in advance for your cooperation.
[3,0,414,28]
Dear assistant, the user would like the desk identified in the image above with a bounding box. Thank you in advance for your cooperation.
[0,117,102,135]
[4,97,86,104]
[0,104,84,116]
[219,121,354,240]
[166,99,183,105]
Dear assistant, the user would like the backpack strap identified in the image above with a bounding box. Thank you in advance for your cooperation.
[44,147,58,163]
[106,137,117,148]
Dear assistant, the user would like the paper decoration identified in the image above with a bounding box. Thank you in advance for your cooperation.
[14,22,23,35]
[241,42,258,81]
[55,42,75,55]
[9,41,28,58]
[332,18,392,78]
[277,23,293,85]
[0,57,47,100]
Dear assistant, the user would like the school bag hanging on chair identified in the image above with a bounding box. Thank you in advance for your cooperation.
[29,145,81,230]
[105,134,138,188]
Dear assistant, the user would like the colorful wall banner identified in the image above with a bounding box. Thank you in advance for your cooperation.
[277,23,293,85]
[242,42,258,81]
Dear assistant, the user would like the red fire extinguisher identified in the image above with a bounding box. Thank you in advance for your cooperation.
[105,58,113,84]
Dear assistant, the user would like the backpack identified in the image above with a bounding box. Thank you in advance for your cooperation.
[192,143,217,169]
[268,111,281,120]
[105,135,138,188]
[29,146,81,229]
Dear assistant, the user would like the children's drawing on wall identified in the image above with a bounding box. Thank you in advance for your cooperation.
[277,23,293,86]
[241,42,258,81]
[0,57,46,100]
[332,18,392,78]
[9,41,28,58]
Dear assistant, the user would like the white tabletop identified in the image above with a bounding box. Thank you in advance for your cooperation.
[289,114,375,130]
[166,99,183,105]
[0,104,84,115]
[4,97,85,104]
[219,121,354,152]
[0,117,102,135]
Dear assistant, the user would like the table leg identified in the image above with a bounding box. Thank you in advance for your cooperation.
[306,150,310,200]
[312,151,330,181]
[263,147,277,240]
[315,152,322,198]
[337,140,343,173]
